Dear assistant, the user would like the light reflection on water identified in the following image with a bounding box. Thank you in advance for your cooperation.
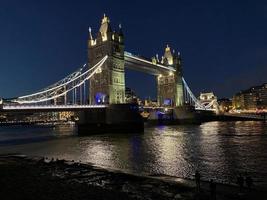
[0,121,267,186]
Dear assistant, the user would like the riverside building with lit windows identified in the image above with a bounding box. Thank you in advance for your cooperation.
[232,83,267,111]
[217,98,233,113]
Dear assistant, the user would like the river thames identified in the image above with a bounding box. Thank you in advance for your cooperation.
[0,121,267,188]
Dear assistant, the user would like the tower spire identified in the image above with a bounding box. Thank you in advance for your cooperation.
[118,23,123,36]
[99,14,111,41]
[164,44,173,65]
[88,27,93,40]
[101,13,110,24]
[165,44,170,51]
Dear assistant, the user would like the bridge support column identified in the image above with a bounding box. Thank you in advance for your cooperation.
[88,15,125,105]
[77,104,144,134]
[157,45,184,107]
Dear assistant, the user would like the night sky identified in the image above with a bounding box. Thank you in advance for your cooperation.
[0,0,267,99]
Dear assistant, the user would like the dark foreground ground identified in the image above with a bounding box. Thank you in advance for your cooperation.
[0,154,266,200]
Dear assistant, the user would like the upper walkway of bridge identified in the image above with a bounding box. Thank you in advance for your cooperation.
[124,51,176,75]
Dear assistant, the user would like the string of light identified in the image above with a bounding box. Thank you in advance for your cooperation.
[13,56,108,104]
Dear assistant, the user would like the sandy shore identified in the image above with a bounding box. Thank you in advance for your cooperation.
[0,154,266,200]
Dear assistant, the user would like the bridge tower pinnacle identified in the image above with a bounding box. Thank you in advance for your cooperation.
[157,45,184,107]
[88,15,125,104]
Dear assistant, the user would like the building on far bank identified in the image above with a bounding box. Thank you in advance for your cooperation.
[232,92,245,110]
[199,92,217,101]
[125,87,138,104]
[0,98,6,122]
[232,83,267,110]
[217,98,232,112]
[198,92,218,110]
[144,98,158,107]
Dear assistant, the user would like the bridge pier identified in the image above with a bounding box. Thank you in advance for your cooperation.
[77,104,144,135]
[145,105,200,125]
[172,106,198,122]
[157,45,184,107]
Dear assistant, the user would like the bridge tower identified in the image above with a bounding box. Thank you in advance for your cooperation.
[157,45,184,107]
[88,15,125,104]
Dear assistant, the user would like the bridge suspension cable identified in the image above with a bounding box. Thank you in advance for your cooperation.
[182,77,205,109]
[11,55,108,104]
[182,77,217,111]
[18,63,88,99]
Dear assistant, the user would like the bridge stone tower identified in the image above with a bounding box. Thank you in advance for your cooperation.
[88,15,125,104]
[157,45,184,107]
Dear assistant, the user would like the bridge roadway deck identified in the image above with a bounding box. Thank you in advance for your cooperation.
[0,105,173,113]
[0,105,107,113]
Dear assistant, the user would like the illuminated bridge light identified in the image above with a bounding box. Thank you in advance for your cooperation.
[2,104,107,110]
[124,52,176,72]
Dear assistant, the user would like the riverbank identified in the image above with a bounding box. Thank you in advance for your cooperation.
[1,154,266,200]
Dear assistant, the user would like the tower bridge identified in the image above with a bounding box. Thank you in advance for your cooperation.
[87,14,185,107]
[0,15,218,126]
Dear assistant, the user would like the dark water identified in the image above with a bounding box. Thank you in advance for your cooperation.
[1,121,267,187]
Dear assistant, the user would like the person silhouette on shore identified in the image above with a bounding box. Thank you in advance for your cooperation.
[237,174,244,191]
[245,176,253,189]
[209,179,216,200]
[195,170,201,192]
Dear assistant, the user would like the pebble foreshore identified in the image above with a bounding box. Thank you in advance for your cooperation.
[0,154,266,200]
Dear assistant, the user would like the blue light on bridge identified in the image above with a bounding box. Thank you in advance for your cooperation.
[95,93,107,104]
[163,98,172,106]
